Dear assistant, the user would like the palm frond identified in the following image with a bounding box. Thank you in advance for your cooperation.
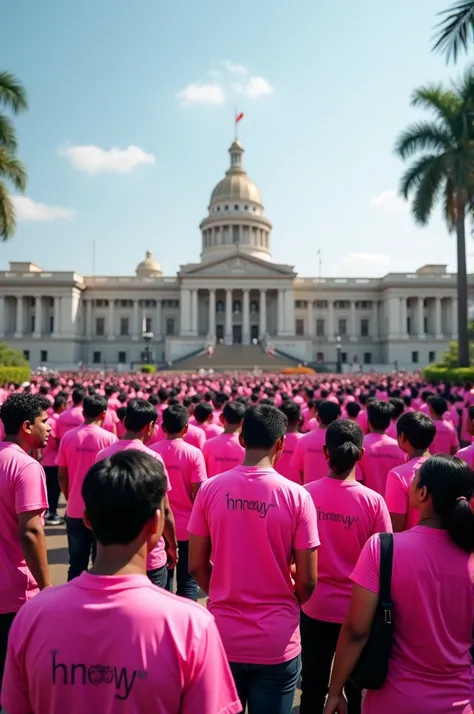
[432,0,474,63]
[398,154,441,200]
[0,72,28,114]
[0,114,17,152]
[0,148,27,191]
[0,181,16,241]
[411,85,461,123]
[394,121,453,159]
[410,156,446,225]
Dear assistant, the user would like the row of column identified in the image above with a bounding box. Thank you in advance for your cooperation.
[84,299,163,341]
[202,225,270,250]
[306,300,378,340]
[388,296,457,339]
[0,295,62,339]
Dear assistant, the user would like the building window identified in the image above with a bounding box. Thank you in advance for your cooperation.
[216,300,224,313]
[316,351,324,362]
[145,317,152,333]
[316,319,325,337]
[118,351,127,364]
[412,351,419,364]
[295,319,304,336]
[94,299,108,308]
[166,318,175,336]
[30,315,35,333]
[40,350,48,362]
[364,352,372,364]
[424,317,428,334]
[93,351,101,364]
[96,317,105,336]
[141,300,156,308]
[338,318,347,336]
[225,205,229,210]
[163,300,179,308]
[119,300,133,307]
[341,352,347,364]
[295,300,307,309]
[407,317,411,335]
[250,300,259,313]
[120,317,129,336]
[234,204,239,210]
[429,350,436,363]
[23,350,30,361]
[49,316,54,334]
[335,300,350,309]
[233,300,241,314]
[315,300,327,309]
[360,318,369,337]
[356,300,372,309]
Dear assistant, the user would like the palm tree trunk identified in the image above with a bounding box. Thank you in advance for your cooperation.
[456,207,469,367]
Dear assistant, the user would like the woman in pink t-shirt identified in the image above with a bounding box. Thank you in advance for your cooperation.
[301,419,391,714]
[325,455,474,714]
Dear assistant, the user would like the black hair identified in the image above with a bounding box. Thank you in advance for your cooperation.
[162,404,188,434]
[429,396,448,417]
[396,411,436,450]
[402,395,412,408]
[118,392,127,404]
[157,388,169,403]
[389,397,405,420]
[417,456,474,553]
[0,394,50,435]
[39,385,49,395]
[104,385,115,397]
[278,400,301,427]
[72,388,86,406]
[367,400,392,431]
[83,451,167,546]
[194,402,213,424]
[147,394,159,406]
[222,401,246,425]
[346,401,361,418]
[53,395,67,411]
[468,406,474,422]
[317,400,341,427]
[83,395,108,419]
[116,406,127,422]
[124,399,157,432]
[325,419,363,476]
[241,404,287,449]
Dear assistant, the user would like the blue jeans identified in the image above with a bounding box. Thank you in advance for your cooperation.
[66,517,96,581]
[147,564,168,589]
[165,540,198,601]
[229,655,301,714]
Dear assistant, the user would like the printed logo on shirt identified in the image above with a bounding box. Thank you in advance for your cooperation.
[226,492,276,518]
[317,508,359,529]
[51,649,146,700]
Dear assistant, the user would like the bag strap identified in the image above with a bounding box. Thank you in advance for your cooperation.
[379,532,393,605]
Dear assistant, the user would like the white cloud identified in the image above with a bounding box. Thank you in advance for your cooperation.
[177,82,225,106]
[223,61,248,75]
[58,144,156,174]
[370,189,410,211]
[232,75,274,99]
[342,252,391,268]
[11,196,75,222]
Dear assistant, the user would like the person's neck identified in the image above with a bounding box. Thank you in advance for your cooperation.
[224,427,240,435]
[328,468,356,482]
[418,514,444,529]
[166,433,182,441]
[318,424,327,430]
[3,435,29,452]
[89,546,148,577]
[406,448,430,460]
[370,429,385,435]
[123,432,143,442]
[242,451,273,468]
[431,415,443,421]
[84,418,101,426]
[286,426,299,434]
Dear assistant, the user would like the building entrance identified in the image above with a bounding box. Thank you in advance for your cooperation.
[251,325,259,341]
[233,325,242,344]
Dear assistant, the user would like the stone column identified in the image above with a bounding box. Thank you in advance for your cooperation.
[417,297,425,339]
[179,289,191,335]
[156,300,162,340]
[208,289,216,338]
[259,289,267,337]
[434,297,442,338]
[14,296,23,338]
[108,299,115,340]
[400,297,408,338]
[451,297,458,339]
[307,301,314,337]
[243,289,250,345]
[277,290,284,335]
[372,301,379,339]
[85,300,92,338]
[0,296,5,338]
[225,289,232,344]
[387,297,400,339]
[328,300,335,340]
[33,296,42,338]
[284,289,295,335]
[350,301,357,341]
[51,297,61,337]
[132,300,140,341]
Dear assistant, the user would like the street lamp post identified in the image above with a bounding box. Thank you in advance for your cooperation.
[336,335,342,374]
[143,331,154,364]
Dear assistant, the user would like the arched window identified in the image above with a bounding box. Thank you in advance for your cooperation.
[233,300,241,314]
[216,300,224,313]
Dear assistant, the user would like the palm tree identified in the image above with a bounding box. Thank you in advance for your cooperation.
[394,71,474,367]
[0,72,28,241]
[433,0,474,62]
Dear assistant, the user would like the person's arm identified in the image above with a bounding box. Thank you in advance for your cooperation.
[162,494,178,568]
[293,547,317,604]
[58,466,69,499]
[290,439,305,483]
[18,511,51,590]
[451,427,460,456]
[188,534,212,594]
[389,513,406,533]
[191,451,207,502]
[191,482,202,501]
[385,470,407,533]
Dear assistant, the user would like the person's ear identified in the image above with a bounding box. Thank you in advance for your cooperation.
[83,508,92,532]
[357,446,365,462]
[183,424,189,435]
[323,444,329,461]
[22,419,33,436]
[219,413,225,426]
[238,433,245,448]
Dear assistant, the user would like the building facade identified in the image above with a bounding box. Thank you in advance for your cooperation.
[0,139,469,370]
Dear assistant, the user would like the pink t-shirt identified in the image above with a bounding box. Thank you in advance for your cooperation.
[41,413,60,467]
[56,405,84,440]
[303,477,391,623]
[56,425,117,518]
[429,420,459,455]
[95,440,171,571]
[456,444,474,469]
[188,465,320,664]
[386,421,398,440]
[384,455,428,530]
[352,527,474,714]
[274,432,303,484]
[150,439,207,541]
[2,573,241,714]
[102,409,119,435]
[0,443,48,614]
[359,433,406,496]
[355,409,368,434]
[290,428,328,484]
[202,433,244,477]
[197,422,224,440]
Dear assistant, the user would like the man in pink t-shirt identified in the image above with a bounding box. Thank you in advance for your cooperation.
[2,450,241,714]
[56,395,117,580]
[42,395,67,526]
[56,387,86,440]
[0,394,52,693]
[151,405,207,601]
[189,404,319,713]
[359,401,406,495]
[456,407,474,467]
[428,397,460,455]
[275,400,304,484]
[385,411,435,532]
[291,400,341,484]
[193,402,224,440]
[203,401,245,477]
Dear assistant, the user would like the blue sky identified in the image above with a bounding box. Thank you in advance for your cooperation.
[1,0,468,278]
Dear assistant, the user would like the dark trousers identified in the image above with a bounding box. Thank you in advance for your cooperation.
[66,517,96,581]
[165,540,198,601]
[44,466,60,516]
[147,564,168,589]
[0,612,16,698]
[229,655,300,714]
[300,612,361,714]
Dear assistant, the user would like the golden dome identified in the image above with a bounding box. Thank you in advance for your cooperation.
[210,140,263,206]
[135,250,162,277]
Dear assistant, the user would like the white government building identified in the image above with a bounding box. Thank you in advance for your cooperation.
[0,139,469,371]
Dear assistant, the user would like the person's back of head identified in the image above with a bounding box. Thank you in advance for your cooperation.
[148,394,159,406]
[83,395,108,421]
[194,402,213,424]
[278,400,301,429]
[54,395,67,413]
[82,450,167,547]
[39,385,49,396]
[72,387,86,406]
[367,400,392,433]
[429,396,448,418]
[317,400,341,427]
[162,404,189,435]
[402,395,412,409]
[125,398,157,433]
[359,393,368,406]
[118,392,127,404]
[157,388,169,404]
[346,401,361,419]
[389,397,405,421]
[222,401,246,427]
[324,419,364,476]
[214,392,229,409]
[415,455,474,553]
[241,404,287,454]
[104,385,115,398]
[167,397,180,406]
[396,411,436,452]
[116,406,127,423]
[320,389,329,399]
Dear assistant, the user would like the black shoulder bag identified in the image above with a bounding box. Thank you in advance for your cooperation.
[348,532,394,691]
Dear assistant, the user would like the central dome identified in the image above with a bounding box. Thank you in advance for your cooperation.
[209,141,262,206]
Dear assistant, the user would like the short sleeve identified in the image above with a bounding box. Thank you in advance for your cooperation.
[181,616,241,714]
[290,438,305,475]
[14,462,48,514]
[188,486,210,538]
[191,450,208,484]
[350,533,381,594]
[1,613,32,714]
[384,469,408,515]
[55,435,68,467]
[373,496,393,533]
[293,490,320,550]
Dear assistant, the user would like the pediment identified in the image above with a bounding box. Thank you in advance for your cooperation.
[180,253,295,278]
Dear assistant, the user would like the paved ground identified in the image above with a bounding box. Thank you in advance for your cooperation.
[45,503,301,712]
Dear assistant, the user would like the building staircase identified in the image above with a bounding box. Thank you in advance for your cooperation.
[168,344,298,371]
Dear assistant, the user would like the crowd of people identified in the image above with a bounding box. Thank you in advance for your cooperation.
[0,369,473,713]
